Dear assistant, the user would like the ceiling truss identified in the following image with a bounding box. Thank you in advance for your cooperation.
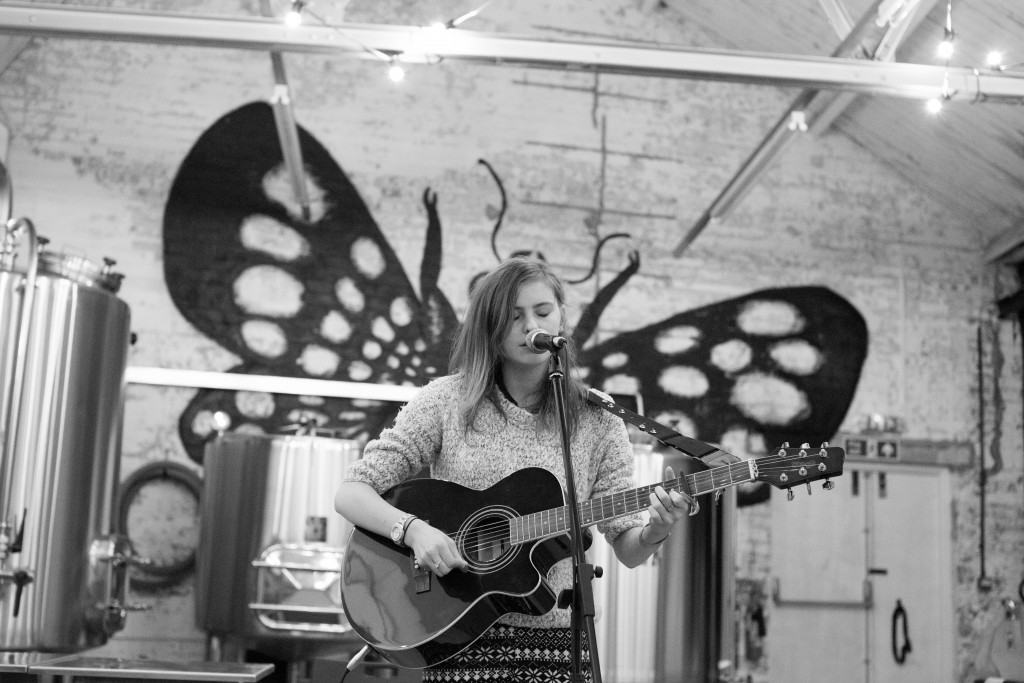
[0,3,1023,102]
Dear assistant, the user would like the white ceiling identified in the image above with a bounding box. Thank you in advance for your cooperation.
[1,0,1023,260]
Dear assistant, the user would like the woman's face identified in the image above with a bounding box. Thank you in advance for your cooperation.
[499,278,563,367]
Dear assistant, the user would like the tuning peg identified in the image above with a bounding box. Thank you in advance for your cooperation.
[800,442,810,448]
[805,482,812,496]
[781,442,790,448]
[820,441,829,448]
[822,479,835,491]
[786,488,794,502]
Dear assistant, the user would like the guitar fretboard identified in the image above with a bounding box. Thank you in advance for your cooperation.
[511,459,756,544]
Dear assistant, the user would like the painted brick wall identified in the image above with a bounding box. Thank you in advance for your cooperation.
[0,1,1021,680]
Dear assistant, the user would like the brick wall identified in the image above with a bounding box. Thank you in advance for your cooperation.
[0,1,1020,679]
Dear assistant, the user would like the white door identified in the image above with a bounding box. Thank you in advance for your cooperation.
[867,467,954,682]
[768,462,953,683]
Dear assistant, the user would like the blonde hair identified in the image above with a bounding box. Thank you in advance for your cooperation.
[450,257,586,436]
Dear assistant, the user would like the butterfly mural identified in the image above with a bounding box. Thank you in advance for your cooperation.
[163,102,868,483]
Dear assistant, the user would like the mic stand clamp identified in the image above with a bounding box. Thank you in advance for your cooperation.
[547,349,603,683]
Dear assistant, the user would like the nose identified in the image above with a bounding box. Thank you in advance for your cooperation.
[521,313,542,333]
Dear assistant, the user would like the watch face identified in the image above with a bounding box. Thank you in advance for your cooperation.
[391,523,403,543]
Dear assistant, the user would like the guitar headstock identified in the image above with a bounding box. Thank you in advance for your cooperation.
[753,444,846,495]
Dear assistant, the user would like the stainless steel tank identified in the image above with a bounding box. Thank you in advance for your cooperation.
[0,217,135,651]
[593,443,736,683]
[196,432,363,661]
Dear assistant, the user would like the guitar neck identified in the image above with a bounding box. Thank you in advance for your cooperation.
[513,459,756,544]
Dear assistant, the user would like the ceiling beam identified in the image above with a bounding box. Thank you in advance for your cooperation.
[984,222,1024,265]
[674,0,888,256]
[1,3,1024,102]
[672,0,943,256]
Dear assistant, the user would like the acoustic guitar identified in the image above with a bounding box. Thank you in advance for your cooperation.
[340,444,845,668]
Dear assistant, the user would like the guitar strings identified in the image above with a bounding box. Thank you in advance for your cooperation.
[451,454,835,552]
[451,455,836,551]
[432,450,839,555]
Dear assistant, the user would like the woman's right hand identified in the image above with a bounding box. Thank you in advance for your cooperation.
[404,520,467,576]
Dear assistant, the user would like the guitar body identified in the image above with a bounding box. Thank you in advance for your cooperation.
[341,468,572,668]
[340,444,846,669]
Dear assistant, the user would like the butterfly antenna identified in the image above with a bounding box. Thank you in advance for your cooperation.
[564,232,631,284]
[477,158,507,262]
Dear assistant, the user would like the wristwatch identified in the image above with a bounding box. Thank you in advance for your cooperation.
[390,513,416,547]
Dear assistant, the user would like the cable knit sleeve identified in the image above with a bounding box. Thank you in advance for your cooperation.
[343,376,454,493]
[590,411,644,543]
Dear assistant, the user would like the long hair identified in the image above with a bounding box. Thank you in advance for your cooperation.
[450,257,586,436]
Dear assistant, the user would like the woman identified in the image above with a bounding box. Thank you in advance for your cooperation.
[334,257,693,682]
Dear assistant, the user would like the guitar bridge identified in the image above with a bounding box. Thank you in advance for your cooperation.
[412,556,431,594]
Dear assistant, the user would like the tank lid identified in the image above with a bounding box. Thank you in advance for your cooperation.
[37,251,124,293]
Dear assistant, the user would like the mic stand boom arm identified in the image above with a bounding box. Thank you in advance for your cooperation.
[548,348,603,683]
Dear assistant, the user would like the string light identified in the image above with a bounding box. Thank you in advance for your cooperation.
[926,0,954,115]
[984,53,1024,72]
[387,61,406,83]
[936,0,955,59]
[936,31,954,59]
[289,3,403,82]
[279,0,491,83]
[284,0,303,28]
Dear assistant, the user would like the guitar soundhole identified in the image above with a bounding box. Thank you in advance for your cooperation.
[460,508,517,573]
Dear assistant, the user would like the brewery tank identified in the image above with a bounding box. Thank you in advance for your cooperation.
[196,432,363,662]
[0,217,135,651]
[593,443,736,683]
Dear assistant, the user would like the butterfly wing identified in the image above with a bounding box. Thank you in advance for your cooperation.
[578,286,868,451]
[163,102,456,461]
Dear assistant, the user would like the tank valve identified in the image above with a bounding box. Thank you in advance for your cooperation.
[87,535,153,637]
[0,568,34,617]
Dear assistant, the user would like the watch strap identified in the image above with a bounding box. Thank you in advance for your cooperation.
[391,513,416,547]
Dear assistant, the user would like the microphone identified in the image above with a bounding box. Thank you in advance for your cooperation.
[525,329,568,354]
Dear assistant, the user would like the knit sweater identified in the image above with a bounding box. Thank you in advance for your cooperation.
[343,373,644,629]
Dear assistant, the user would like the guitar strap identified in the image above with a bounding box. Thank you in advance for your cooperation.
[585,388,736,466]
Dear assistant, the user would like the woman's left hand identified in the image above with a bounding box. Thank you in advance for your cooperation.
[643,466,695,543]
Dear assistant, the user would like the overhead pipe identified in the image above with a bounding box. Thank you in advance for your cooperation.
[0,3,1023,102]
[260,0,312,223]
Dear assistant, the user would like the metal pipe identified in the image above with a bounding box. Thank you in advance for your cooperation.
[0,163,11,228]
[976,323,991,591]
[124,365,419,402]
[260,0,312,222]
[1,218,39,537]
[1,3,1024,102]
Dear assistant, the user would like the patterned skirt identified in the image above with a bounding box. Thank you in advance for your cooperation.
[422,624,592,683]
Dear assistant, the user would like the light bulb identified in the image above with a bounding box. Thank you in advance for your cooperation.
[284,9,302,27]
[388,64,406,82]
[211,411,232,434]
[986,51,1004,68]
[937,40,954,60]
[925,97,943,114]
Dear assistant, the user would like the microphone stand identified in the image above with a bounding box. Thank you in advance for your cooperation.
[547,347,603,683]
